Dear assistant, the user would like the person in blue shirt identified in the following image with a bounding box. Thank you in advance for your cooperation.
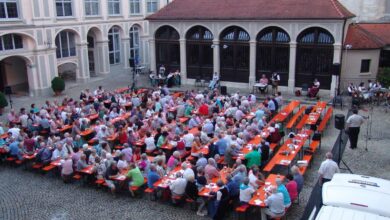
[255,108,265,121]
[8,139,23,160]
[276,177,291,208]
[215,134,228,155]
[267,97,276,115]
[147,164,161,189]
[226,174,239,200]
[188,115,199,129]
[232,165,246,185]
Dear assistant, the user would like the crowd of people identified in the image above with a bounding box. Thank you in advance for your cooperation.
[347,79,388,107]
[0,84,306,219]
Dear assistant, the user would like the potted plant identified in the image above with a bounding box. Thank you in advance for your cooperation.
[51,76,65,96]
[0,92,8,115]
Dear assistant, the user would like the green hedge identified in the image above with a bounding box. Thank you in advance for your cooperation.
[0,92,8,108]
[51,76,65,93]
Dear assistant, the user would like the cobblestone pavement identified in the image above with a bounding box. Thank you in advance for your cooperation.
[1,72,389,220]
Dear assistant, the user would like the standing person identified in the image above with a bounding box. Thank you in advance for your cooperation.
[346,109,365,149]
[271,72,280,94]
[213,180,230,220]
[209,72,219,90]
[318,152,340,185]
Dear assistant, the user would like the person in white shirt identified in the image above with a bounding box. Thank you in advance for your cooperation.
[318,152,340,185]
[169,173,187,197]
[264,186,285,218]
[117,153,129,171]
[182,130,195,149]
[346,109,365,149]
[51,143,68,161]
[182,162,194,180]
[239,177,255,204]
[145,132,156,152]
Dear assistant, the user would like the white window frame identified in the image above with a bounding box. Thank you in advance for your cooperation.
[129,0,140,15]
[84,0,99,17]
[107,0,120,16]
[0,34,23,51]
[129,26,140,63]
[56,0,73,17]
[146,0,158,13]
[108,27,121,64]
[55,31,76,58]
[0,0,19,19]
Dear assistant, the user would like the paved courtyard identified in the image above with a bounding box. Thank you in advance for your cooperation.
[0,72,389,220]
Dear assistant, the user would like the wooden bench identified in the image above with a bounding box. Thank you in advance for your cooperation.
[73,174,83,180]
[32,163,43,169]
[317,107,333,133]
[295,114,309,130]
[286,106,307,129]
[235,204,250,220]
[308,140,320,153]
[42,164,56,172]
[298,154,313,176]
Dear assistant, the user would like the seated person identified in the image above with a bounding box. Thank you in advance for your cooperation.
[147,164,161,189]
[169,172,187,200]
[264,186,285,218]
[239,177,255,204]
[347,83,357,96]
[127,163,144,196]
[308,78,320,98]
[209,72,219,89]
[105,161,120,195]
[257,74,269,93]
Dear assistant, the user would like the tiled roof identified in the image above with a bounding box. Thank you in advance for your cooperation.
[147,0,354,20]
[344,23,390,50]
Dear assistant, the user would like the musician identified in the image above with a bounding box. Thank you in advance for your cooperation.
[271,72,280,93]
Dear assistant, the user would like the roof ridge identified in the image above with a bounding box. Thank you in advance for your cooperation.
[354,24,386,47]
[329,0,344,18]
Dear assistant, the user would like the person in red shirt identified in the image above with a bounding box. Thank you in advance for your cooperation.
[198,103,209,116]
[118,126,128,145]
[285,174,298,202]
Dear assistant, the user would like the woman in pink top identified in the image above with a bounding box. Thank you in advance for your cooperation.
[167,151,180,172]
[285,174,298,202]
[61,155,74,183]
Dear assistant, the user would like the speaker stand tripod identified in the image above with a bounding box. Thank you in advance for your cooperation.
[338,129,353,174]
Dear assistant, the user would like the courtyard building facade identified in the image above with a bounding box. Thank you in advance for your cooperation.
[147,0,355,95]
[0,0,170,96]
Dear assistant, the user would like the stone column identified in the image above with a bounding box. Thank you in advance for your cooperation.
[149,38,157,73]
[179,38,187,84]
[122,37,130,69]
[330,44,342,97]
[212,40,220,75]
[249,40,257,86]
[76,42,90,79]
[288,42,297,93]
[95,40,110,74]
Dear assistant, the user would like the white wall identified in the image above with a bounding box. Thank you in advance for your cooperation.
[339,0,387,21]
[340,49,380,89]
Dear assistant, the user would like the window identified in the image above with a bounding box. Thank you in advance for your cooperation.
[55,31,76,58]
[129,26,140,63]
[129,0,140,14]
[0,0,18,19]
[56,0,72,17]
[146,0,157,13]
[84,0,99,16]
[108,0,120,15]
[108,27,121,64]
[0,34,23,51]
[360,59,371,73]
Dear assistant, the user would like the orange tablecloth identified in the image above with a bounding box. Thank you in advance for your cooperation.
[249,174,285,207]
[80,165,95,175]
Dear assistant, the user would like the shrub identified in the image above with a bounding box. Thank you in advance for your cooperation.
[378,67,390,88]
[0,92,8,108]
[51,76,65,93]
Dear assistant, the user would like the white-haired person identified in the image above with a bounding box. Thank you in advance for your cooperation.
[318,152,340,185]
[264,186,285,218]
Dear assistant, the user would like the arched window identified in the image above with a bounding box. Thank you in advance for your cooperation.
[186,26,213,79]
[108,27,121,64]
[155,25,180,74]
[220,26,250,83]
[129,26,140,63]
[256,27,290,85]
[0,34,23,51]
[296,27,334,89]
[55,31,76,58]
